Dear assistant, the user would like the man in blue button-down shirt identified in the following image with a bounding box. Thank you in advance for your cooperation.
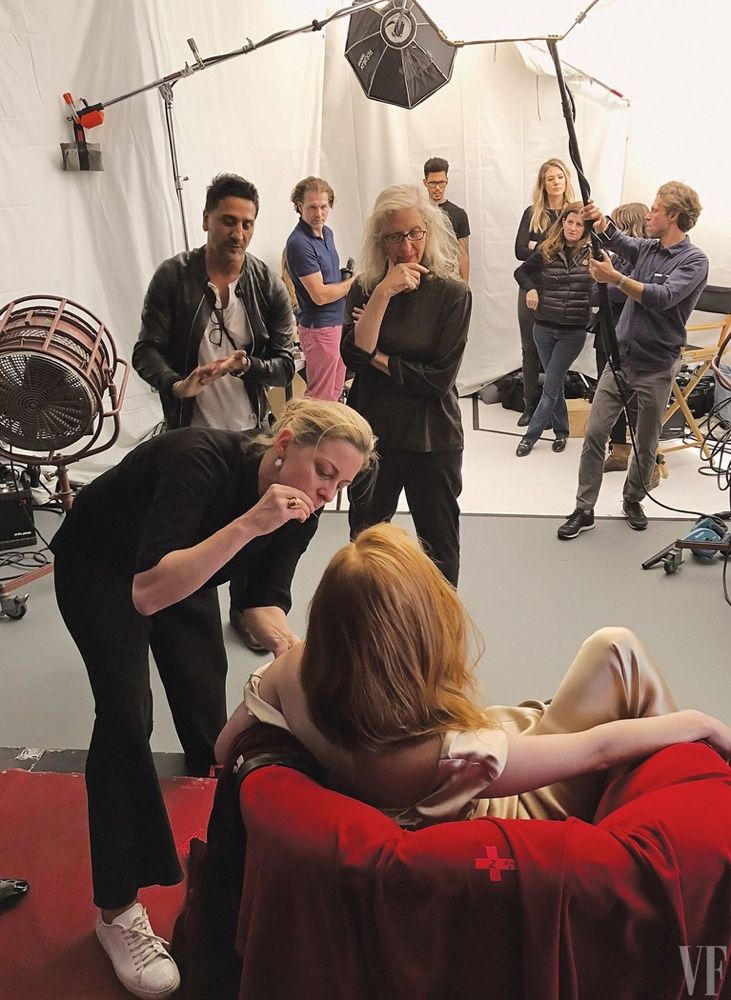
[558,182,708,539]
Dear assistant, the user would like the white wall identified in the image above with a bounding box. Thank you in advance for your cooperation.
[559,0,730,287]
[0,0,728,434]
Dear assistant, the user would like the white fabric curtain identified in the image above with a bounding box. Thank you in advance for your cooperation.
[321,22,628,390]
[1,0,327,443]
[0,0,628,450]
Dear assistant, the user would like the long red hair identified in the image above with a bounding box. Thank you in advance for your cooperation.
[300,524,491,751]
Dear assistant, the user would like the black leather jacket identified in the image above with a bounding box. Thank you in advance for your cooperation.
[132,246,295,429]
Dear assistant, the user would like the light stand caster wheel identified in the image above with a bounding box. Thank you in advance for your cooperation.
[0,594,29,620]
[663,552,681,575]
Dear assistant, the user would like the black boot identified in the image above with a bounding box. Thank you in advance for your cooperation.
[517,405,535,428]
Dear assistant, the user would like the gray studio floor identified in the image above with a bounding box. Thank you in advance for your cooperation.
[2,497,730,767]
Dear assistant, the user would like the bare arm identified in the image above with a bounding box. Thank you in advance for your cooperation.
[487,709,731,798]
[214,699,257,764]
[131,485,315,616]
[458,237,470,282]
[299,270,354,306]
[214,647,293,763]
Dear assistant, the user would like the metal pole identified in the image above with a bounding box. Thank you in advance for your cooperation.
[159,83,190,251]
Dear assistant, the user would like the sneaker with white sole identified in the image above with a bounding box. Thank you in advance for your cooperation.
[557,507,595,540]
[96,903,180,998]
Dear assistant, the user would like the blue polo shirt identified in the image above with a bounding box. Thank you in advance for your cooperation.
[286,219,345,328]
[602,221,708,372]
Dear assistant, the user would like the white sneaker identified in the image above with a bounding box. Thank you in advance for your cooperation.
[96,902,181,998]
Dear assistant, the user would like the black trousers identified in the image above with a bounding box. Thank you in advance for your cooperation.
[348,448,462,587]
[517,290,541,409]
[53,544,228,909]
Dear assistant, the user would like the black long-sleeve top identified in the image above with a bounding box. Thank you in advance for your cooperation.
[514,206,560,261]
[341,276,472,452]
[51,428,319,613]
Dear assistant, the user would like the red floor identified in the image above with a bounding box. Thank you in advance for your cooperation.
[0,768,215,999]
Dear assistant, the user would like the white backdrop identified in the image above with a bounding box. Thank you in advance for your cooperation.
[1,0,727,430]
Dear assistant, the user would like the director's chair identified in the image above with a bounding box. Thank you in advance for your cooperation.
[660,284,731,459]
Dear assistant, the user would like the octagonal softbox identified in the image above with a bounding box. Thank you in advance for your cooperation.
[345,1,457,110]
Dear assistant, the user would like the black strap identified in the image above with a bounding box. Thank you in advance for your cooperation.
[232,749,326,788]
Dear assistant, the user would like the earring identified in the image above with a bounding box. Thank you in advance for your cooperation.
[274,456,283,470]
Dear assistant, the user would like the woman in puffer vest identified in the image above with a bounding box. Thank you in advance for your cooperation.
[513,202,593,456]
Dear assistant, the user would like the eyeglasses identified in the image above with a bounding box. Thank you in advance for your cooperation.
[208,306,237,349]
[426,181,447,189]
[382,227,427,245]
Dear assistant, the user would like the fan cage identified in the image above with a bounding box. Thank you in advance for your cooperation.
[0,295,124,463]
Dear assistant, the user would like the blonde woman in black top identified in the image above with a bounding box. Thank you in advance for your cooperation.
[514,159,576,426]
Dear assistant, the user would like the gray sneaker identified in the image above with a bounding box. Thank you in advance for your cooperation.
[557,508,595,540]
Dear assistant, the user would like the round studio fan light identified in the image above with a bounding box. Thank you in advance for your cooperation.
[0,295,127,460]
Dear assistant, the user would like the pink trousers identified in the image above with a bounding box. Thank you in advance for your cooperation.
[298,324,346,402]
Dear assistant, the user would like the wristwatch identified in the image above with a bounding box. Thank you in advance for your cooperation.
[601,218,619,242]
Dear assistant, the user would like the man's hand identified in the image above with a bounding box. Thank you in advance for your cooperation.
[172,363,220,398]
[172,352,249,397]
[215,349,250,376]
[589,250,619,285]
[581,200,608,233]
[526,289,539,310]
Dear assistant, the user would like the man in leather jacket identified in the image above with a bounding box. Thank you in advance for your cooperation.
[133,173,295,650]
[133,173,294,433]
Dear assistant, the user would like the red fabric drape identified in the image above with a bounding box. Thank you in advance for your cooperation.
[235,743,731,1000]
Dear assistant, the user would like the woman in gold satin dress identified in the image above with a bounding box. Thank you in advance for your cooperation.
[216,524,731,828]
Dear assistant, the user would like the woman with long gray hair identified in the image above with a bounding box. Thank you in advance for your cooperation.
[341,184,471,586]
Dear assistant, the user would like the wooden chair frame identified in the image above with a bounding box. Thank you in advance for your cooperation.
[660,286,731,459]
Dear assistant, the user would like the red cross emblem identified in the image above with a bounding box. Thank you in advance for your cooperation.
[474,845,517,882]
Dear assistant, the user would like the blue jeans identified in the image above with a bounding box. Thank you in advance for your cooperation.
[523,323,587,446]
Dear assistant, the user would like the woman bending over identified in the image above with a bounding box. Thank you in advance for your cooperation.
[216,524,730,828]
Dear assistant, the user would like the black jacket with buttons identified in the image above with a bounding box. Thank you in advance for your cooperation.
[514,246,594,329]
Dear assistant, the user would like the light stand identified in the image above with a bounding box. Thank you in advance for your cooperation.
[159,82,190,251]
[65,1,387,250]
[65,2,621,251]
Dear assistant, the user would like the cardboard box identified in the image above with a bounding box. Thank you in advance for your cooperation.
[567,397,592,437]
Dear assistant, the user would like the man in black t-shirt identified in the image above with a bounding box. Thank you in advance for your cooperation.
[423,156,471,282]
